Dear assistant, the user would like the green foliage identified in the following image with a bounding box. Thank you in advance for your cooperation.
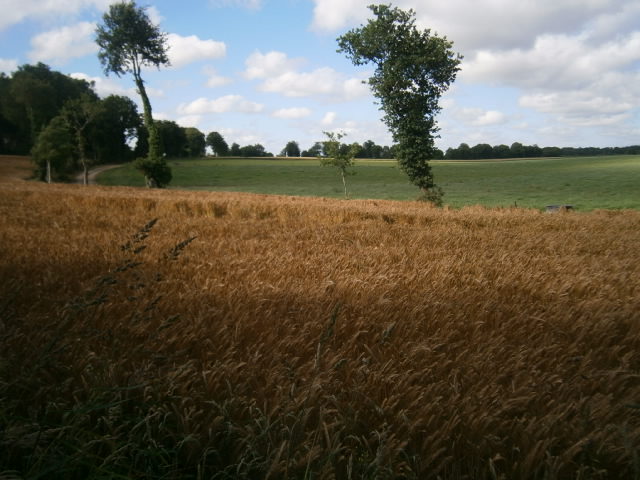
[301,141,324,157]
[95,1,169,79]
[239,144,272,157]
[320,131,358,198]
[31,116,75,181]
[443,142,640,160]
[0,64,139,161]
[155,119,186,157]
[281,140,301,157]
[91,94,141,163]
[206,131,229,156]
[1,63,96,154]
[60,94,104,182]
[133,157,172,188]
[183,127,205,157]
[337,4,461,203]
[230,142,241,156]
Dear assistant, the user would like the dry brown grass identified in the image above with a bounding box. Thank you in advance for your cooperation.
[1,179,639,478]
[0,155,33,182]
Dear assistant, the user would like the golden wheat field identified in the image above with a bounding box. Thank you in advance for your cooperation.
[1,160,639,478]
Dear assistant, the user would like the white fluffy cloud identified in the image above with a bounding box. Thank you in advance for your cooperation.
[28,22,97,65]
[0,58,18,74]
[272,107,312,119]
[178,95,264,115]
[245,50,369,101]
[244,51,304,80]
[310,0,368,32]
[0,0,111,31]
[167,33,226,68]
[462,29,640,127]
[321,111,337,126]
[457,108,507,127]
[176,115,203,128]
[519,88,635,127]
[310,0,638,52]
[462,32,640,90]
[70,72,164,99]
[71,72,129,97]
[201,67,232,88]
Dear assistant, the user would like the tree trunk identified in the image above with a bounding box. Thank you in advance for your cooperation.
[145,175,158,188]
[77,132,88,186]
[341,170,348,198]
[134,75,161,161]
[46,159,51,184]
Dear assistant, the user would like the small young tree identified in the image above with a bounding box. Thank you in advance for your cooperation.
[320,131,358,199]
[96,0,171,187]
[31,116,74,182]
[337,4,461,205]
[61,94,102,185]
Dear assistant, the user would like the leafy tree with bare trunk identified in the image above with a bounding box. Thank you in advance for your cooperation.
[31,116,74,183]
[61,94,102,185]
[206,131,229,157]
[96,1,171,187]
[338,4,461,205]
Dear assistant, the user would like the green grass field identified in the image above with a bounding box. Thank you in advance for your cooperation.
[97,155,640,210]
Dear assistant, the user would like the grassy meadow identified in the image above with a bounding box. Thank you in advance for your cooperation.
[97,155,640,211]
[1,159,640,478]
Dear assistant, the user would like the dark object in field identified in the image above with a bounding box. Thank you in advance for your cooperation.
[546,204,574,213]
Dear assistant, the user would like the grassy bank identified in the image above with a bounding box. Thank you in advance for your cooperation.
[1,179,639,478]
[96,155,640,210]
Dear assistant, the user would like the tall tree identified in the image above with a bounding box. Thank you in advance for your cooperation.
[184,127,205,157]
[96,1,171,187]
[206,131,229,156]
[281,140,301,157]
[230,142,241,156]
[61,94,103,185]
[91,94,140,163]
[31,116,75,183]
[155,120,186,157]
[337,5,461,205]
[1,64,96,154]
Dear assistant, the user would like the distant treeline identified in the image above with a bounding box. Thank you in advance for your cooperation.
[444,142,640,160]
[0,63,281,179]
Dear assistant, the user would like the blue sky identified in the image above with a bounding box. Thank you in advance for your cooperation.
[0,0,638,154]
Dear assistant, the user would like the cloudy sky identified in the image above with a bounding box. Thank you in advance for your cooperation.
[0,0,638,153]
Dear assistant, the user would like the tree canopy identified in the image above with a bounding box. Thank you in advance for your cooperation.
[206,131,229,157]
[281,141,301,157]
[31,116,75,182]
[0,63,95,154]
[338,4,461,204]
[95,1,169,79]
[184,128,206,157]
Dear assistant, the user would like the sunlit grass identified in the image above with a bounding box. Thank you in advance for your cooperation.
[97,155,640,210]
